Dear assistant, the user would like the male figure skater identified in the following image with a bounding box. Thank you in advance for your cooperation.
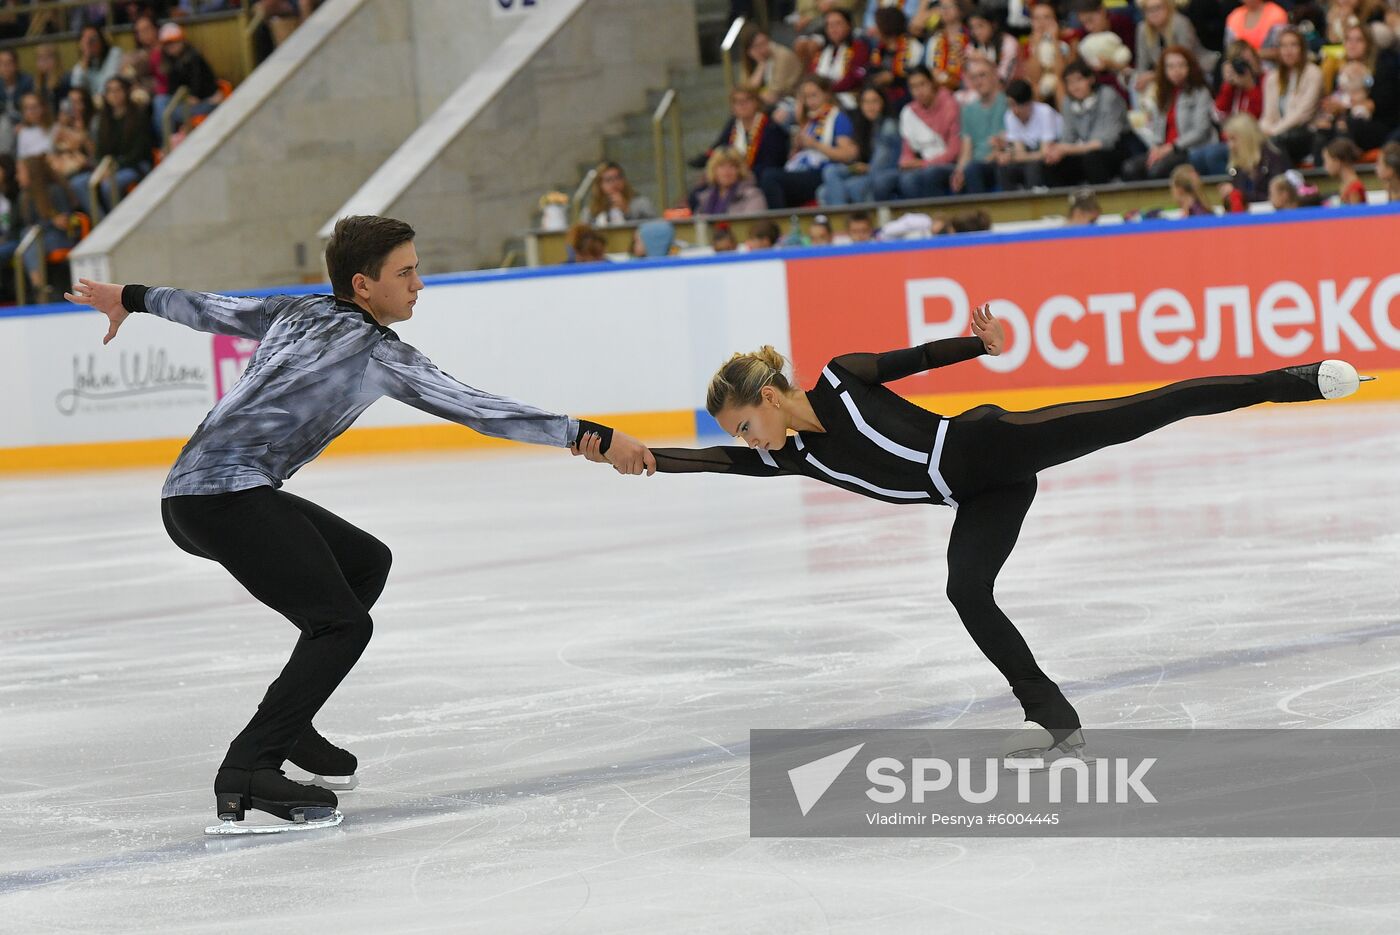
[67,215,651,830]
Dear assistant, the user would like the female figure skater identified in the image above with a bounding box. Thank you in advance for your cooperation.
[66,215,653,832]
[577,305,1370,758]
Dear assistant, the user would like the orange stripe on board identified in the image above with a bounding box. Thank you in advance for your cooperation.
[0,410,696,475]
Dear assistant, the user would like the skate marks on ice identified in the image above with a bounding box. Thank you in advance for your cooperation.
[2,404,1399,931]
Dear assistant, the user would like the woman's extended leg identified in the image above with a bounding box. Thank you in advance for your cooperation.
[945,478,1081,737]
[960,364,1355,490]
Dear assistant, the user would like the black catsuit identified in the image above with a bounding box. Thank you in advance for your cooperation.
[650,337,1320,738]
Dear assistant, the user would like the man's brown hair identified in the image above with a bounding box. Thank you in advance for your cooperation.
[325,215,415,299]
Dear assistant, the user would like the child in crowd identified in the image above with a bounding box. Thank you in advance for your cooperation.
[1269,173,1301,210]
[1322,137,1367,205]
[1169,163,1213,215]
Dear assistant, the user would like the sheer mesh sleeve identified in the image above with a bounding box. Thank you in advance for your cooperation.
[650,446,795,477]
[831,337,986,384]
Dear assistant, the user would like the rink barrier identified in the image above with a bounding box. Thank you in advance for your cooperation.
[3,203,1398,473]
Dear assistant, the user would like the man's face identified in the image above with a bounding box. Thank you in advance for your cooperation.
[732,93,757,121]
[966,63,994,96]
[1012,99,1033,122]
[356,241,423,325]
[847,219,873,242]
[1065,71,1091,100]
[0,54,16,81]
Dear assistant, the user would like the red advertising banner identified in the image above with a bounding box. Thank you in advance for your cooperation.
[786,211,1400,402]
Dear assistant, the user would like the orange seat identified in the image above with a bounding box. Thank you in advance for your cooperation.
[47,212,93,265]
[1360,148,1380,164]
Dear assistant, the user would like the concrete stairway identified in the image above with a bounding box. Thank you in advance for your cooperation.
[591,63,733,213]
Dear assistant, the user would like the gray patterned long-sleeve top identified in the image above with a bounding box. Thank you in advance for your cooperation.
[130,286,595,498]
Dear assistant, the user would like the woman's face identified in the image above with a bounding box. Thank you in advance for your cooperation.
[714,160,740,187]
[859,89,884,120]
[36,48,56,73]
[969,16,993,44]
[1031,4,1057,34]
[1322,150,1339,175]
[939,0,963,25]
[21,95,41,125]
[80,29,101,59]
[1144,0,1169,29]
[600,167,625,194]
[1165,52,1189,87]
[104,80,127,110]
[801,82,827,113]
[1344,26,1368,62]
[750,32,770,60]
[825,11,850,44]
[135,18,157,48]
[1279,34,1303,67]
[68,89,86,117]
[716,391,788,451]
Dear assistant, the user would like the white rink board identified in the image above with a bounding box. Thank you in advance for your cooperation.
[0,259,791,448]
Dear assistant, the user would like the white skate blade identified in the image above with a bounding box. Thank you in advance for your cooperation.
[1318,360,1361,399]
[204,808,343,836]
[1000,722,1093,770]
[311,774,358,792]
[1002,748,1098,771]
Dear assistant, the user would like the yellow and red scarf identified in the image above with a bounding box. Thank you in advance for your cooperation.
[729,113,770,168]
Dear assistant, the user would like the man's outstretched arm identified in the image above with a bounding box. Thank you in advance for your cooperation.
[66,279,272,344]
[369,339,655,475]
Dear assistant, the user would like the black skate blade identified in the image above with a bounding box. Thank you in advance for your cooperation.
[1359,375,1376,382]
[204,808,343,836]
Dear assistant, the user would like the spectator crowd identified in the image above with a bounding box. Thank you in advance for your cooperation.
[0,0,323,301]
[571,0,1400,259]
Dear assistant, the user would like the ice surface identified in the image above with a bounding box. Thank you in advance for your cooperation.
[2,402,1398,933]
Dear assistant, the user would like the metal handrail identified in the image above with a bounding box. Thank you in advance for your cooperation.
[720,17,745,99]
[87,155,115,225]
[161,85,191,147]
[570,166,597,223]
[651,88,683,211]
[240,0,267,76]
[12,224,41,306]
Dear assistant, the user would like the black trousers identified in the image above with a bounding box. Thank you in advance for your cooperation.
[939,371,1301,732]
[162,487,391,771]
